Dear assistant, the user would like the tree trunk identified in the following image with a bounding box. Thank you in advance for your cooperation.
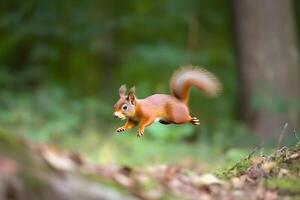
[232,0,300,139]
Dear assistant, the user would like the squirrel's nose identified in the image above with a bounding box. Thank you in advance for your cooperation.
[114,113,119,118]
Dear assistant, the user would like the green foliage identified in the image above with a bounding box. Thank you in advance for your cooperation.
[0,0,245,158]
[0,88,111,141]
[147,123,194,141]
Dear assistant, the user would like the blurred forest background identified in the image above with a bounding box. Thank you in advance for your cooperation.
[0,0,299,167]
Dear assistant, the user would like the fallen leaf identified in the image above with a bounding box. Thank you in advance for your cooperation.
[193,174,224,186]
[231,175,246,189]
[41,147,76,171]
[114,173,134,187]
[251,156,265,165]
[262,161,276,174]
[69,151,85,166]
[278,168,289,177]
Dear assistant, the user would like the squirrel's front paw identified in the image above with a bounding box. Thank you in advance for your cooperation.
[137,129,144,137]
[116,127,126,133]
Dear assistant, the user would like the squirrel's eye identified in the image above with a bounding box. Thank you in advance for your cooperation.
[122,105,128,110]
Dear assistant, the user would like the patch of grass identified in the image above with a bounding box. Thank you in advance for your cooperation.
[215,157,252,179]
[264,145,300,196]
[58,130,254,171]
[264,177,300,195]
[262,145,300,181]
[20,171,51,194]
[0,128,24,152]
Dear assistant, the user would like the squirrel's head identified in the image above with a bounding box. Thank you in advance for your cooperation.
[113,85,137,120]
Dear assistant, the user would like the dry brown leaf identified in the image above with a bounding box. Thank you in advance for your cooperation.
[231,176,246,189]
[251,156,266,165]
[193,174,224,186]
[163,166,180,181]
[262,161,277,174]
[134,172,150,185]
[114,173,135,188]
[278,168,289,177]
[69,151,85,166]
[41,147,76,171]
[289,152,300,160]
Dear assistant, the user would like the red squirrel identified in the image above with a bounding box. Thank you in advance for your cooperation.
[113,66,222,137]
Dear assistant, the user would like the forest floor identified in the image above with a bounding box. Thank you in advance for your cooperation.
[0,131,299,200]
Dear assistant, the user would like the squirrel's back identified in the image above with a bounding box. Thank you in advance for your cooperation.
[170,66,222,103]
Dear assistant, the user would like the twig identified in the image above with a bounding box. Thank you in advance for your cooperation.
[247,141,264,159]
[247,147,258,160]
[276,123,288,150]
[293,128,299,142]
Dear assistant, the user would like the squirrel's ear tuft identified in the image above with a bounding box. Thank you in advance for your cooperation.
[129,86,135,94]
[128,86,136,105]
[119,84,127,97]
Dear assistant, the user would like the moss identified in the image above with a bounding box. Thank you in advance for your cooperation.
[264,177,300,195]
[271,146,300,179]
[216,158,252,179]
[278,160,300,176]
[20,171,50,193]
[265,146,300,196]
[0,129,24,152]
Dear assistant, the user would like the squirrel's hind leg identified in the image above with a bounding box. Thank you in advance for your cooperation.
[190,117,200,125]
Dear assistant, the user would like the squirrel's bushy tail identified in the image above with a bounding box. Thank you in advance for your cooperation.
[170,66,222,103]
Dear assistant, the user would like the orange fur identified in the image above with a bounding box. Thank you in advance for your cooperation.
[170,66,222,103]
[113,66,221,137]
